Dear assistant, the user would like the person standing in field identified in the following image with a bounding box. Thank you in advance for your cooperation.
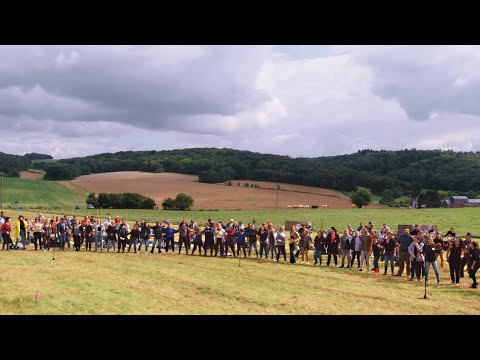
[202,222,215,256]
[326,227,339,266]
[433,232,445,268]
[72,221,82,252]
[191,227,204,256]
[383,232,396,275]
[258,224,269,259]
[246,223,259,258]
[224,226,237,258]
[116,223,128,253]
[14,215,28,250]
[234,227,247,258]
[394,228,413,277]
[177,222,192,255]
[301,229,312,265]
[408,236,424,281]
[94,219,104,252]
[372,235,382,273]
[32,217,44,251]
[214,223,225,257]
[163,223,177,254]
[313,230,326,266]
[289,225,300,264]
[267,223,276,261]
[378,227,387,262]
[62,215,71,250]
[1,217,12,251]
[57,217,67,251]
[127,224,140,253]
[460,232,473,279]
[138,222,151,253]
[447,237,465,286]
[105,222,116,252]
[339,229,352,268]
[84,219,94,251]
[359,227,373,272]
[350,230,362,269]
[275,226,287,262]
[0,215,4,248]
[295,223,307,258]
[467,241,479,289]
[43,219,52,251]
[151,221,164,254]
[424,236,440,284]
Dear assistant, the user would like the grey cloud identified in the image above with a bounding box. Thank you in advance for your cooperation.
[0,45,272,133]
[337,45,480,120]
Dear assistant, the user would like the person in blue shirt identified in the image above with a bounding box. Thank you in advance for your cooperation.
[234,228,247,257]
[163,223,178,253]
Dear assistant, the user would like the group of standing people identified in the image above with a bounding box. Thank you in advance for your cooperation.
[1,212,478,289]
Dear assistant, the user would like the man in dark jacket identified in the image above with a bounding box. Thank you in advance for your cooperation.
[57,218,67,251]
[394,228,413,277]
[151,222,164,254]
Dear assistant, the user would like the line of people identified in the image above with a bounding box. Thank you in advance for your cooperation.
[1,213,478,289]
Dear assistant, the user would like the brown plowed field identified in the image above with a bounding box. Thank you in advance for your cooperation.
[20,171,44,180]
[71,171,386,210]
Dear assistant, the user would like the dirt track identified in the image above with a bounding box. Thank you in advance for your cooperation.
[72,171,385,210]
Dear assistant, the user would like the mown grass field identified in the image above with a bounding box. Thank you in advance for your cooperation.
[0,249,478,314]
[2,176,480,314]
[2,177,85,210]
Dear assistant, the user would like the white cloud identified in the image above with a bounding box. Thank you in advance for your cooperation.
[1,45,480,159]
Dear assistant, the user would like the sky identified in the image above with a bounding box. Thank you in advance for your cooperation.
[2,45,480,159]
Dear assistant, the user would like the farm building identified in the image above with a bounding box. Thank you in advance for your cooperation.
[441,196,480,208]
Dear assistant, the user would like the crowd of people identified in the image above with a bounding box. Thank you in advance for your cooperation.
[0,211,478,289]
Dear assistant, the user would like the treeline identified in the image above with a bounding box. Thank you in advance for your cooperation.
[24,153,53,161]
[0,152,30,177]
[86,193,156,209]
[53,148,480,197]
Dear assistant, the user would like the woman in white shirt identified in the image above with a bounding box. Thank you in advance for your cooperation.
[32,217,44,251]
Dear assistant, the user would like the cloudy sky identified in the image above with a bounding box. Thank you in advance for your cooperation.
[2,45,480,159]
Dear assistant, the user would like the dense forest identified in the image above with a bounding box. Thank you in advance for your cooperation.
[0,152,30,176]
[41,148,480,198]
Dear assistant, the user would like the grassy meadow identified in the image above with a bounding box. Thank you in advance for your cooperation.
[2,177,85,210]
[2,175,480,314]
[0,249,478,315]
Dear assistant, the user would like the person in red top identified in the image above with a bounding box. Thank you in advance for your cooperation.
[2,217,12,251]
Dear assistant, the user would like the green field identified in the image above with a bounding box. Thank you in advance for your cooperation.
[2,177,86,210]
[3,207,480,238]
[2,177,480,314]
[0,249,478,315]
[2,175,479,235]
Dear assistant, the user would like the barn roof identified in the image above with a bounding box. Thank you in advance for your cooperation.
[451,196,469,200]
[468,199,480,203]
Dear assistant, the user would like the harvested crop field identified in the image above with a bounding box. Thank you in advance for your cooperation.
[72,171,385,210]
[19,171,44,180]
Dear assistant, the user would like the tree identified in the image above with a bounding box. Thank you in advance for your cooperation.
[86,193,98,208]
[350,186,373,208]
[379,188,395,204]
[154,164,165,173]
[44,164,81,180]
[162,198,176,210]
[162,193,194,210]
[418,190,442,208]
[174,193,194,210]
